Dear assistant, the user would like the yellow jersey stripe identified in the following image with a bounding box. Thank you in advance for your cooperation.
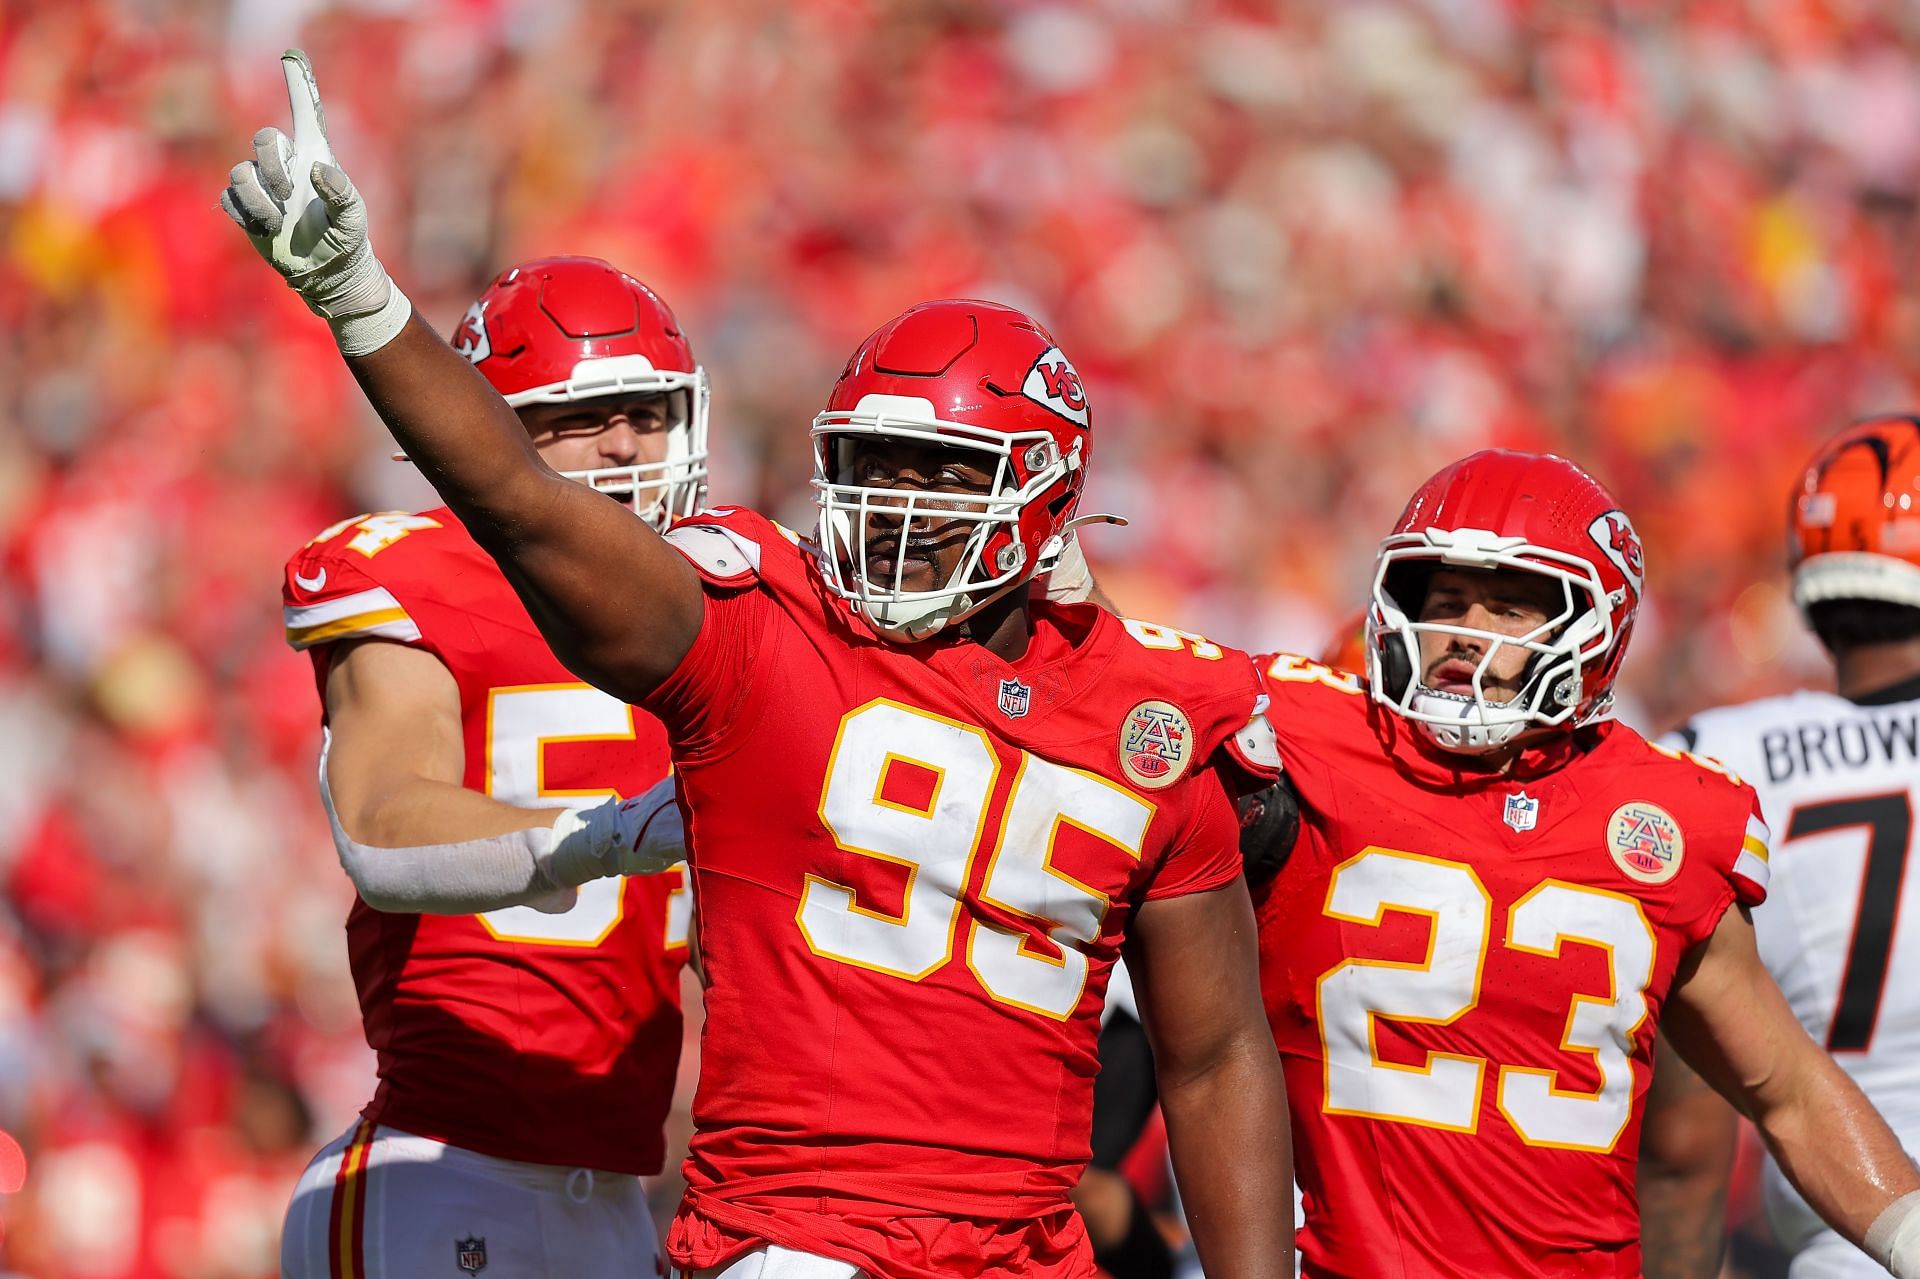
[286,608,416,650]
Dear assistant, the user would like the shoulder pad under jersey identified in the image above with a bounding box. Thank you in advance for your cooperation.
[662,522,762,584]
[1226,702,1283,778]
[664,507,817,587]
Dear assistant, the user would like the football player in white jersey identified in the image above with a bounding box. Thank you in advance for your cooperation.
[1650,414,1920,1279]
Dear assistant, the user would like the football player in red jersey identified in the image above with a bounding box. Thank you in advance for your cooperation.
[225,54,1294,1279]
[1246,450,1920,1278]
[276,255,702,1279]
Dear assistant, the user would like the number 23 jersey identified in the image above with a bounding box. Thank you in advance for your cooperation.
[282,509,690,1175]
[646,509,1266,1251]
[1252,656,1769,1278]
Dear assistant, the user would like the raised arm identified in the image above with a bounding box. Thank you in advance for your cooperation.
[1124,878,1294,1278]
[1665,904,1920,1275]
[220,53,699,699]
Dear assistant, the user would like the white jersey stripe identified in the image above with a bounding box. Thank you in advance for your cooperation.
[283,587,420,651]
[284,586,407,631]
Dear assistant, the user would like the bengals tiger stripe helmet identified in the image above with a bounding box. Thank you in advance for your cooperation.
[1791,415,1920,610]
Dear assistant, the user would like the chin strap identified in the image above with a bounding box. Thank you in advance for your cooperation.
[1033,512,1127,582]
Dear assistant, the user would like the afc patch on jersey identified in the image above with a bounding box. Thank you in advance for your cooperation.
[1608,800,1685,884]
[1120,699,1193,790]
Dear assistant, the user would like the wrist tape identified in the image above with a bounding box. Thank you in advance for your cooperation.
[1869,1190,1920,1279]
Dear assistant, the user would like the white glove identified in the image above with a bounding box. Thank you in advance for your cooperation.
[218,50,411,357]
[547,777,687,886]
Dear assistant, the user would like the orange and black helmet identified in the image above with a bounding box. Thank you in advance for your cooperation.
[1790,415,1920,610]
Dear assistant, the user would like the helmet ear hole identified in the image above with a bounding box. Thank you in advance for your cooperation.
[1376,626,1416,701]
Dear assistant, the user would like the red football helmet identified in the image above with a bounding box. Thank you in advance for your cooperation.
[1365,450,1642,753]
[1790,415,1920,610]
[453,256,709,528]
[811,299,1092,640]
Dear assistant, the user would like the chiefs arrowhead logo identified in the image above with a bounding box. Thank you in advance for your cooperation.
[1587,509,1644,595]
[1022,347,1091,427]
[453,301,491,365]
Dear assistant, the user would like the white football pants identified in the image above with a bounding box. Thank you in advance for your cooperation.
[281,1121,660,1279]
[673,1245,865,1279]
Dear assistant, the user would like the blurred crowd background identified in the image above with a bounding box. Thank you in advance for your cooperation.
[2,0,1915,1274]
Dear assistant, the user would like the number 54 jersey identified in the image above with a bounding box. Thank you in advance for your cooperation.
[645,508,1271,1279]
[1251,656,1769,1279]
[282,509,690,1175]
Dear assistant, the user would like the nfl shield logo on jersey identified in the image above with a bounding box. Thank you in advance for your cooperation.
[998,678,1032,719]
[1503,791,1539,832]
[455,1237,487,1275]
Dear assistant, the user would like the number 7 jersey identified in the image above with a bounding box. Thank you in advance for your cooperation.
[1668,686,1920,1262]
[1252,656,1769,1279]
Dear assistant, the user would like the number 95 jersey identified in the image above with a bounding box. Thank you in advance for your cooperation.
[646,508,1270,1277]
[283,509,690,1176]
[1252,656,1769,1279]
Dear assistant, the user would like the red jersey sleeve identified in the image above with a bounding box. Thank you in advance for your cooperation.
[1140,763,1244,900]
[282,512,449,689]
[642,583,778,759]
[641,515,797,759]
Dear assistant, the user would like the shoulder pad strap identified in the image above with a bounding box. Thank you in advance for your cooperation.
[663,522,763,584]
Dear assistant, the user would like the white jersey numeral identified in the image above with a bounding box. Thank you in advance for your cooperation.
[801,699,1154,1019]
[479,683,639,946]
[1315,848,1657,1152]
[1319,851,1490,1130]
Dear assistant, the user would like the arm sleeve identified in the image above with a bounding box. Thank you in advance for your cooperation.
[318,740,575,914]
[1141,764,1245,901]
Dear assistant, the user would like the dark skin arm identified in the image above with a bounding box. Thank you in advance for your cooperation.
[1124,879,1294,1278]
[1638,1035,1738,1279]
[346,318,702,701]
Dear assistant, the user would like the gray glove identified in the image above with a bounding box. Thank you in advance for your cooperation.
[218,50,410,356]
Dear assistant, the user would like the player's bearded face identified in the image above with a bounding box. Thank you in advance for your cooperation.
[842,440,994,594]
[1415,568,1564,704]
[520,394,672,482]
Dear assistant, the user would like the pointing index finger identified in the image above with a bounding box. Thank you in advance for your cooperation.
[281,49,335,165]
